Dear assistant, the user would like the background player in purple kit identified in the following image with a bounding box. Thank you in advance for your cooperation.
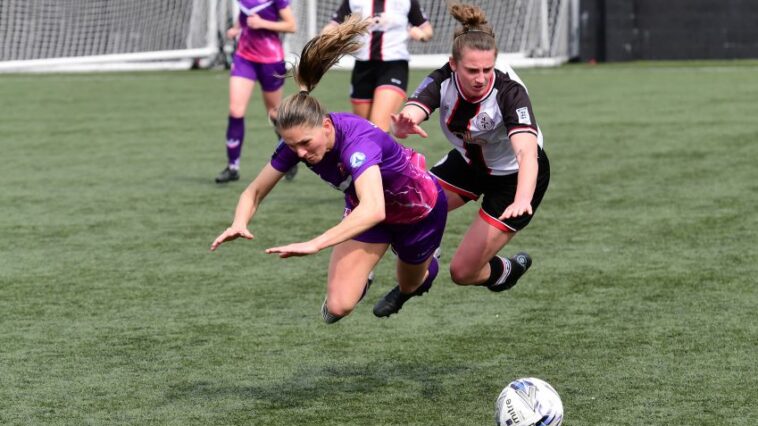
[323,0,433,132]
[215,0,297,184]
[391,3,550,294]
[210,15,447,323]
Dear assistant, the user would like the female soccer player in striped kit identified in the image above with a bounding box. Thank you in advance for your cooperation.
[215,0,297,184]
[391,3,551,293]
[211,15,447,323]
[323,0,433,132]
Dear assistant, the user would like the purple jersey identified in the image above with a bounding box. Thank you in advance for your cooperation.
[236,0,289,63]
[270,113,438,224]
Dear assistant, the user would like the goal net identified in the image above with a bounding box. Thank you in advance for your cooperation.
[0,0,227,72]
[286,0,578,69]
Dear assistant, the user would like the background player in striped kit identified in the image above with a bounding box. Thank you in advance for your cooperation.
[324,0,433,132]
[215,0,298,184]
[391,3,551,294]
[210,15,447,323]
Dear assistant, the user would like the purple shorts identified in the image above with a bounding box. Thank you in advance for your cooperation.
[349,180,447,265]
[230,54,286,92]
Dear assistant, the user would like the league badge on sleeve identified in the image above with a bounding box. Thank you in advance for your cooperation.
[516,107,532,125]
[350,152,366,169]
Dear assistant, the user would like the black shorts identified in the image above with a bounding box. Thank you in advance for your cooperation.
[350,60,409,101]
[430,148,551,232]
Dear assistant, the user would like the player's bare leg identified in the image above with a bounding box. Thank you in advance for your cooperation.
[368,87,406,132]
[449,214,531,291]
[373,255,439,318]
[323,240,388,323]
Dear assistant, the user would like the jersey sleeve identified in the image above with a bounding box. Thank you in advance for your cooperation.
[331,0,351,23]
[270,140,300,173]
[405,65,449,120]
[341,135,382,183]
[498,83,539,138]
[408,0,429,27]
[274,0,290,10]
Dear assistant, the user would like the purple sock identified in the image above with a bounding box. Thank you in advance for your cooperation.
[225,116,245,169]
[417,256,439,294]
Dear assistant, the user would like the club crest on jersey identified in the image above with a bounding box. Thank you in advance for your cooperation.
[516,107,531,125]
[350,152,366,169]
[475,112,495,130]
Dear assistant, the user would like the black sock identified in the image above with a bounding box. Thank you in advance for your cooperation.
[483,256,515,292]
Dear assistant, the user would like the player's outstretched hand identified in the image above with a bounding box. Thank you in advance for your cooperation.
[210,226,254,251]
[499,201,533,221]
[390,113,428,139]
[265,241,320,258]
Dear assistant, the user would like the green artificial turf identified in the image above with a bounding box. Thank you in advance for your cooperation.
[0,61,756,425]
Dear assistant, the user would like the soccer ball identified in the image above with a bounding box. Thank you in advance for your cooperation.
[495,377,563,426]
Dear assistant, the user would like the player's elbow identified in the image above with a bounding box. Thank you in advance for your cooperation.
[370,206,386,224]
[364,201,386,224]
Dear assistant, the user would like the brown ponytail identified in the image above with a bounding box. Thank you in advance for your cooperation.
[276,14,371,131]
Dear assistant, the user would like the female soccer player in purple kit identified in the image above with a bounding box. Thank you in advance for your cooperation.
[215,0,297,184]
[210,16,447,323]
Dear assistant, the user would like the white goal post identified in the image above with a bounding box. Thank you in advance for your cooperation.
[0,0,578,73]
[286,0,579,69]
[0,0,230,73]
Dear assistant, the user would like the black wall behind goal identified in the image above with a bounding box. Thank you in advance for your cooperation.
[578,0,758,62]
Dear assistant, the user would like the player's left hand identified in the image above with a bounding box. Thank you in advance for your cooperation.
[246,13,265,29]
[265,241,320,258]
[499,201,532,220]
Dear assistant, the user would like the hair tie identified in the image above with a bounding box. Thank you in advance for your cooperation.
[299,89,310,96]
[455,28,488,39]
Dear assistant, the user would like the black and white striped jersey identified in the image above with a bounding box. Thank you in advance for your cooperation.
[331,0,428,61]
[406,63,544,175]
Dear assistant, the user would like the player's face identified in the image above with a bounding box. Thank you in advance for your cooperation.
[279,118,335,165]
[449,48,497,99]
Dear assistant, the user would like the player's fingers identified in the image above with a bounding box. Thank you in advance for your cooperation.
[415,126,429,138]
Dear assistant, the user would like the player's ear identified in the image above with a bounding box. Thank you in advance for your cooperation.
[322,116,333,132]
[448,56,457,72]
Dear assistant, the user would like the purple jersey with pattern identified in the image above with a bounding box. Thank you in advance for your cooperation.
[236,0,289,63]
[270,113,438,224]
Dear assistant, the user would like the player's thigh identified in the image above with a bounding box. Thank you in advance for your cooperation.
[369,87,406,131]
[327,239,388,310]
[228,76,256,117]
[444,188,468,211]
[450,214,515,280]
[261,88,283,120]
[351,101,372,119]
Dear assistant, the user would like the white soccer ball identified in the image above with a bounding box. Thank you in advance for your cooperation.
[495,377,564,426]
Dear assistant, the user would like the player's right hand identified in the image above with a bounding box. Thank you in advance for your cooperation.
[390,113,428,139]
[210,226,254,251]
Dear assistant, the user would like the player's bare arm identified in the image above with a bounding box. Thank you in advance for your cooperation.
[266,166,386,257]
[499,133,539,220]
[247,7,296,33]
[391,106,428,139]
[210,163,284,251]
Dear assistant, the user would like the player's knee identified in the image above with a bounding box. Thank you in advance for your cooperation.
[322,298,353,324]
[228,105,246,118]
